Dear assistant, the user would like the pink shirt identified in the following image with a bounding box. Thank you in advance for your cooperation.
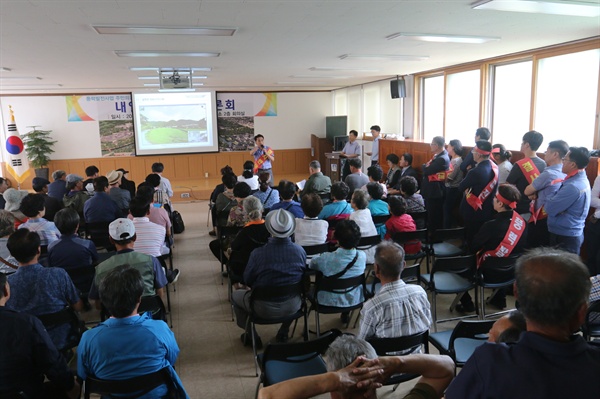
[128,206,171,232]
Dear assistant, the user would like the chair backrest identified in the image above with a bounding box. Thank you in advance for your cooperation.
[250,281,304,308]
[138,295,167,322]
[430,227,465,243]
[368,329,430,356]
[357,235,381,251]
[401,263,421,283]
[36,307,85,351]
[477,255,518,285]
[84,367,174,399]
[315,273,366,296]
[371,214,390,226]
[85,221,114,250]
[62,265,96,295]
[408,211,428,230]
[448,320,495,353]
[302,243,330,257]
[432,255,476,276]
[260,329,342,387]
[391,229,428,245]
[217,225,243,241]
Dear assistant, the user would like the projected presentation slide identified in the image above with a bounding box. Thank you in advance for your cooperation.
[133,91,219,155]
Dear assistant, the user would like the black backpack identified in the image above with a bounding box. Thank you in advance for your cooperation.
[172,210,185,234]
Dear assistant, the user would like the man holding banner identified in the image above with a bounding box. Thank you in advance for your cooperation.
[251,134,275,184]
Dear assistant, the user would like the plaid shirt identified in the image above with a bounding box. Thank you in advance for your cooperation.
[18,218,61,246]
[591,276,600,302]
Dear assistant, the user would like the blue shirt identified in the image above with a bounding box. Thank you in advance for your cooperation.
[545,170,591,236]
[318,201,353,220]
[77,313,189,399]
[252,146,274,170]
[342,140,361,156]
[244,237,307,289]
[531,163,565,211]
[371,136,380,162]
[48,180,68,201]
[48,234,98,291]
[368,199,389,237]
[253,187,280,209]
[83,191,122,223]
[309,248,366,307]
[6,263,80,350]
[270,200,304,218]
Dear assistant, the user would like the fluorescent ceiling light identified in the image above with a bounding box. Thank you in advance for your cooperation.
[129,67,212,72]
[290,75,351,79]
[143,83,160,87]
[0,76,42,80]
[0,84,62,87]
[387,32,500,44]
[193,83,205,86]
[116,51,220,57]
[158,88,196,92]
[310,67,380,72]
[472,0,600,17]
[0,67,11,72]
[93,25,236,36]
[339,54,429,61]
[276,81,331,85]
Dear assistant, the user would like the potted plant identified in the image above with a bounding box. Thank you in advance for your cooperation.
[22,126,56,180]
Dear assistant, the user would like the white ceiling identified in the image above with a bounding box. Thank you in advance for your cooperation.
[0,0,598,94]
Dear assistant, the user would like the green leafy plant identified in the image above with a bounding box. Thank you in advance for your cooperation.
[22,126,57,169]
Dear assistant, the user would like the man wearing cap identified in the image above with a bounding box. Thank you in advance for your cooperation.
[83,165,99,195]
[0,177,8,209]
[88,218,169,308]
[107,170,131,217]
[32,176,63,221]
[83,176,122,224]
[299,160,331,199]
[63,173,90,216]
[48,170,68,201]
[232,209,306,346]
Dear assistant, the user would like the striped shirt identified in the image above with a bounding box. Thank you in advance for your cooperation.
[18,218,61,246]
[132,217,167,257]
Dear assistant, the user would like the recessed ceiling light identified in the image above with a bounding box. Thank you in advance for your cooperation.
[0,76,42,80]
[143,83,160,87]
[93,25,236,36]
[116,51,220,57]
[339,54,429,61]
[472,0,600,17]
[309,67,380,72]
[387,32,500,44]
[290,75,351,79]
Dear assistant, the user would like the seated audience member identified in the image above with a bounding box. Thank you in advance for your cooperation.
[238,160,260,191]
[299,160,332,199]
[130,186,172,237]
[63,174,90,215]
[18,193,61,246]
[309,220,366,322]
[269,180,304,218]
[144,173,169,206]
[0,178,6,209]
[88,218,170,307]
[4,188,29,227]
[399,176,426,215]
[444,139,465,228]
[107,169,131,217]
[214,172,238,227]
[258,344,454,399]
[399,153,419,182]
[367,182,389,238]
[385,153,402,190]
[358,241,431,342]
[488,310,527,343]
[48,208,98,295]
[492,144,513,184]
[83,165,99,193]
[77,265,189,398]
[83,176,122,224]
[445,248,600,399]
[6,229,83,351]
[0,211,18,274]
[361,165,387,198]
[228,196,270,283]
[349,190,378,263]
[152,162,174,202]
[130,197,169,257]
[209,165,234,236]
[117,168,136,199]
[294,193,328,246]
[253,172,280,210]
[0,273,80,399]
[32,176,63,221]
[384,196,420,254]
[344,158,369,196]
[228,182,253,227]
[319,181,353,221]
[48,169,68,201]
[232,209,306,346]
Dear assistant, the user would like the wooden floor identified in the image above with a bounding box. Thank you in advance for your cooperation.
[170,173,308,202]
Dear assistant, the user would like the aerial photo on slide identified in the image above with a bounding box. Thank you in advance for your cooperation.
[139,103,208,146]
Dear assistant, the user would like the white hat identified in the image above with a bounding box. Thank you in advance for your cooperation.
[109,218,135,241]
[265,209,296,238]
[106,170,123,185]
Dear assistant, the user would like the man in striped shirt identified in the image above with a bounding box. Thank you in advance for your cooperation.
[130,197,169,258]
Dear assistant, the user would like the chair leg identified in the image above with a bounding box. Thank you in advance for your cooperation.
[432,292,438,333]
[315,311,321,338]
[165,284,173,328]
[479,286,485,320]
[392,383,400,392]
[290,318,299,338]
[250,321,259,377]
[352,308,362,329]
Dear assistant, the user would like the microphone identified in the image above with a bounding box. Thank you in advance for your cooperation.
[261,144,265,148]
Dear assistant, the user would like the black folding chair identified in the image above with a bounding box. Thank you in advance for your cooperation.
[475,255,518,319]
[83,367,177,399]
[429,320,495,368]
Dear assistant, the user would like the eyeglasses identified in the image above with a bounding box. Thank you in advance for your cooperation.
[562,157,572,163]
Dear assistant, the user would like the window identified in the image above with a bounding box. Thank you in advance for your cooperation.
[445,69,481,145]
[534,49,600,149]
[421,75,444,143]
[491,60,533,149]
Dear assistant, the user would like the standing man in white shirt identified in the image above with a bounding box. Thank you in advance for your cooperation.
[152,162,173,199]
[366,125,381,166]
[340,130,361,181]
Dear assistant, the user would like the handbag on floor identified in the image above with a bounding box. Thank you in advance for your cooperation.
[172,210,185,234]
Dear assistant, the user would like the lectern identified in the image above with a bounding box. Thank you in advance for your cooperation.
[325,153,343,182]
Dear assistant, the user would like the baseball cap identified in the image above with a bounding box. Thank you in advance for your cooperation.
[109,218,136,241]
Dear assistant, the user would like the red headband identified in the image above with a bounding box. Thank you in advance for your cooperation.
[496,192,516,209]
[474,146,491,155]
[491,147,501,154]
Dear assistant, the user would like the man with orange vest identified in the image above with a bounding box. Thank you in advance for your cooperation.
[506,131,545,215]
[421,136,449,231]
[523,140,568,247]
[459,141,498,248]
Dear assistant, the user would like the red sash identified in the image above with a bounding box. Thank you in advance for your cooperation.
[466,160,499,211]
[516,157,541,184]
[477,211,525,268]
[426,154,450,182]
[530,169,578,224]
[253,146,275,173]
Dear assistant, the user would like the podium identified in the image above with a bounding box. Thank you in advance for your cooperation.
[325,152,344,182]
